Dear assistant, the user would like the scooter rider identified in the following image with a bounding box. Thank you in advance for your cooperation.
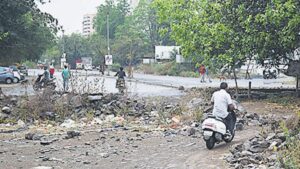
[211,82,236,137]
[115,67,126,88]
[41,66,50,87]
[115,67,126,79]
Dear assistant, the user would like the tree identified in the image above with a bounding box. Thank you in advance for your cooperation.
[153,0,300,95]
[60,33,94,68]
[0,0,58,65]
[94,0,130,41]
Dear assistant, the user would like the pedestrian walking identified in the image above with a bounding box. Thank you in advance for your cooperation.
[199,64,206,83]
[206,66,212,83]
[62,65,70,92]
[49,65,55,78]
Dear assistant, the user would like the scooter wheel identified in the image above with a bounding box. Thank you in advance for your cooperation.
[206,136,215,150]
[224,130,235,143]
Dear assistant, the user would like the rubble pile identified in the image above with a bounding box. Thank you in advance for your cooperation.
[0,93,184,127]
[225,132,286,169]
[226,113,285,169]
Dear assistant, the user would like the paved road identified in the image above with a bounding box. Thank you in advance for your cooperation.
[1,69,295,97]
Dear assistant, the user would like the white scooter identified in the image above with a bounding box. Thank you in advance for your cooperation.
[202,110,237,149]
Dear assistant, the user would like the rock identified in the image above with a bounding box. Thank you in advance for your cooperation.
[94,110,101,116]
[105,114,115,122]
[2,106,11,114]
[178,86,185,90]
[266,133,276,141]
[60,119,76,128]
[187,127,196,136]
[254,154,264,161]
[171,116,181,124]
[31,167,53,169]
[246,113,259,120]
[191,122,200,127]
[70,95,82,108]
[277,132,286,142]
[150,111,159,117]
[235,123,244,131]
[25,133,43,140]
[241,151,253,157]
[10,97,18,103]
[165,105,174,109]
[39,112,56,120]
[224,154,235,164]
[83,161,91,164]
[249,141,269,153]
[268,141,278,151]
[187,98,203,109]
[66,130,81,139]
[88,95,102,101]
[100,153,109,158]
[0,112,8,120]
[258,165,268,169]
[90,118,103,125]
[17,120,26,127]
[40,140,53,146]
[249,120,260,126]
[113,116,125,126]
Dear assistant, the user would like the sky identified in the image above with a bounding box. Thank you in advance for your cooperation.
[38,0,105,34]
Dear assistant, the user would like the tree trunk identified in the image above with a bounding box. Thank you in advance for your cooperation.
[297,75,299,97]
[245,59,251,79]
[233,68,239,100]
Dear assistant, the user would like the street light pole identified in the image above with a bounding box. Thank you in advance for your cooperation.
[106,11,110,75]
[106,12,110,55]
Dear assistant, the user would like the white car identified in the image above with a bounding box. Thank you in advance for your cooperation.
[9,66,25,83]
[84,64,93,71]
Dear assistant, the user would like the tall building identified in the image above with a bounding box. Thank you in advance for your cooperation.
[129,0,139,8]
[82,14,96,36]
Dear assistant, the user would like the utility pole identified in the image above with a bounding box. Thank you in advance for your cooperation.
[106,10,110,76]
[107,11,110,55]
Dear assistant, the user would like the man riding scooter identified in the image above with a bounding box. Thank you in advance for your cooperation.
[211,82,236,138]
[115,67,126,93]
[41,66,50,87]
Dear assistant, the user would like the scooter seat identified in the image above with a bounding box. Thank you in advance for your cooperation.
[207,114,225,123]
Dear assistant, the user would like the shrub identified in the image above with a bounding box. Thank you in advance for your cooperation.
[179,71,199,77]
[22,60,36,69]
[279,111,300,168]
[109,63,121,72]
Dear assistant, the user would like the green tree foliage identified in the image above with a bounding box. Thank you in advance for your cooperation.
[153,0,300,68]
[94,0,130,40]
[92,0,174,66]
[59,33,94,68]
[0,0,58,65]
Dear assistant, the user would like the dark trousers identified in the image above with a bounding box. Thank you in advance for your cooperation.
[224,111,236,134]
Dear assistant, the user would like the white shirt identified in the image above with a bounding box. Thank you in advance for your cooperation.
[211,89,233,118]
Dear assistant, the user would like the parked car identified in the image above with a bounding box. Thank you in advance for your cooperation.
[0,67,14,84]
[84,64,93,71]
[18,65,28,76]
[9,66,25,83]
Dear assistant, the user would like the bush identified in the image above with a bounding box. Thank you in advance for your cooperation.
[140,62,198,77]
[179,71,199,77]
[279,111,300,168]
[22,60,36,69]
[109,63,121,72]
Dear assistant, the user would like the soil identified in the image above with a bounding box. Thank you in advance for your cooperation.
[0,125,259,169]
[0,94,295,169]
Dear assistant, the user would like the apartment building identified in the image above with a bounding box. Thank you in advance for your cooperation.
[82,14,96,36]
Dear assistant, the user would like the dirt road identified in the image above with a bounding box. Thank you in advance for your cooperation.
[0,123,259,169]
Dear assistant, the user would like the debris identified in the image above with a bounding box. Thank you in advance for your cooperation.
[2,106,11,114]
[66,130,81,139]
[60,119,76,128]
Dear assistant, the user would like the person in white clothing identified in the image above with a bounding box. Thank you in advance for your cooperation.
[211,82,236,136]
